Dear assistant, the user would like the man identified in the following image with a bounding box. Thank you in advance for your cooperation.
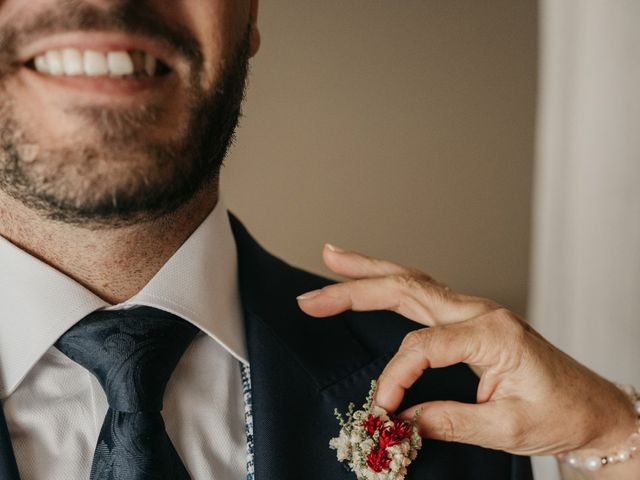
[0,0,560,478]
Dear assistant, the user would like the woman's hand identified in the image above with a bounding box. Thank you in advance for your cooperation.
[297,245,637,458]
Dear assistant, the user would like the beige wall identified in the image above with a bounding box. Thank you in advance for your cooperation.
[221,0,537,315]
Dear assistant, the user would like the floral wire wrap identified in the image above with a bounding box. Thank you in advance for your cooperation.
[330,380,422,480]
[240,362,255,480]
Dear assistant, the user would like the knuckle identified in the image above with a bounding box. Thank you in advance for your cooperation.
[437,413,459,442]
[390,272,457,307]
[392,272,450,304]
[499,412,527,449]
[376,371,390,389]
[490,308,527,341]
[431,284,453,303]
[465,295,499,312]
[480,298,501,312]
[407,267,431,281]
[400,330,424,352]
[392,273,423,293]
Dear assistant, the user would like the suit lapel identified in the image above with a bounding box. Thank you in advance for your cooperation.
[0,401,21,480]
[244,308,386,480]
[230,214,398,479]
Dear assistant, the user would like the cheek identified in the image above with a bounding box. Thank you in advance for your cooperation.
[0,76,75,147]
[0,0,61,43]
[0,0,46,24]
[180,1,249,91]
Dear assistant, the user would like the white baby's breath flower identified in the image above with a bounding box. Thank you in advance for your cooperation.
[360,438,375,454]
[353,409,367,420]
[329,430,352,461]
[329,380,423,480]
[371,405,390,422]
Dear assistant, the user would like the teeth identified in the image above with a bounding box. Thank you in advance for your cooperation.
[31,48,164,78]
[45,51,64,75]
[83,50,109,76]
[62,48,84,76]
[144,53,157,77]
[130,50,145,72]
[107,51,134,76]
[34,55,49,74]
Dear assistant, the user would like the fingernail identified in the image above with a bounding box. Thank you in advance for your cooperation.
[325,243,345,253]
[297,289,322,301]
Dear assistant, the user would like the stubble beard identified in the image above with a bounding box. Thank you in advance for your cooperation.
[0,2,250,228]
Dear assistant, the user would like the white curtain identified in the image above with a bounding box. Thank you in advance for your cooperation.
[530,1,640,478]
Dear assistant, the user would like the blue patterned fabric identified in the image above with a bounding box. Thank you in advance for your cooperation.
[54,305,256,479]
[55,307,198,480]
[240,363,255,480]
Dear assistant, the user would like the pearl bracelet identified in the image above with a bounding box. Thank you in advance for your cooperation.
[558,384,640,472]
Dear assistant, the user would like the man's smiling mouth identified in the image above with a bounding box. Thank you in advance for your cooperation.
[16,31,182,87]
[24,49,172,78]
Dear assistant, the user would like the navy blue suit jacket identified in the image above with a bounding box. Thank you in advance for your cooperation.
[0,214,533,479]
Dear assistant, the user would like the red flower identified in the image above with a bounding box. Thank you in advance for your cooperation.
[366,446,391,472]
[378,418,413,449]
[390,418,413,440]
[363,414,385,436]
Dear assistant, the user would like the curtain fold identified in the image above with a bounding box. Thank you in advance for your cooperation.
[530,1,640,478]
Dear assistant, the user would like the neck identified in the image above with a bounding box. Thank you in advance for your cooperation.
[0,182,219,304]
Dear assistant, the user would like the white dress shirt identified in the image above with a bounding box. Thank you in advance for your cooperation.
[0,200,249,480]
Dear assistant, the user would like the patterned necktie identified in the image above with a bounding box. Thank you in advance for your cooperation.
[55,306,198,480]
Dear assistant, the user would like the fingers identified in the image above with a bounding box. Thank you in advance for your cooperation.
[298,245,496,323]
[398,400,490,443]
[321,243,415,280]
[397,399,524,451]
[298,275,414,318]
[374,321,486,412]
[298,273,493,326]
[298,274,458,324]
[300,245,543,455]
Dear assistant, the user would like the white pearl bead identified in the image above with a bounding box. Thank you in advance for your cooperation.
[634,400,640,416]
[584,456,603,471]
[564,453,581,467]
[616,449,630,462]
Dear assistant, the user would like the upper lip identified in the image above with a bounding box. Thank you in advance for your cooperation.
[18,31,179,71]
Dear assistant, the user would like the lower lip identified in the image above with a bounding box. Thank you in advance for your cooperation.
[20,66,172,96]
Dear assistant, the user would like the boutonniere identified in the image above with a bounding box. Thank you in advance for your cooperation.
[329,381,422,479]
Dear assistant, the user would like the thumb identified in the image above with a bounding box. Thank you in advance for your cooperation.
[398,400,507,447]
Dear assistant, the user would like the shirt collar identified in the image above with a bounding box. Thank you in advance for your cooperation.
[0,199,247,398]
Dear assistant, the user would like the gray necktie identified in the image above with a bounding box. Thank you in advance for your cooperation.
[55,307,198,480]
